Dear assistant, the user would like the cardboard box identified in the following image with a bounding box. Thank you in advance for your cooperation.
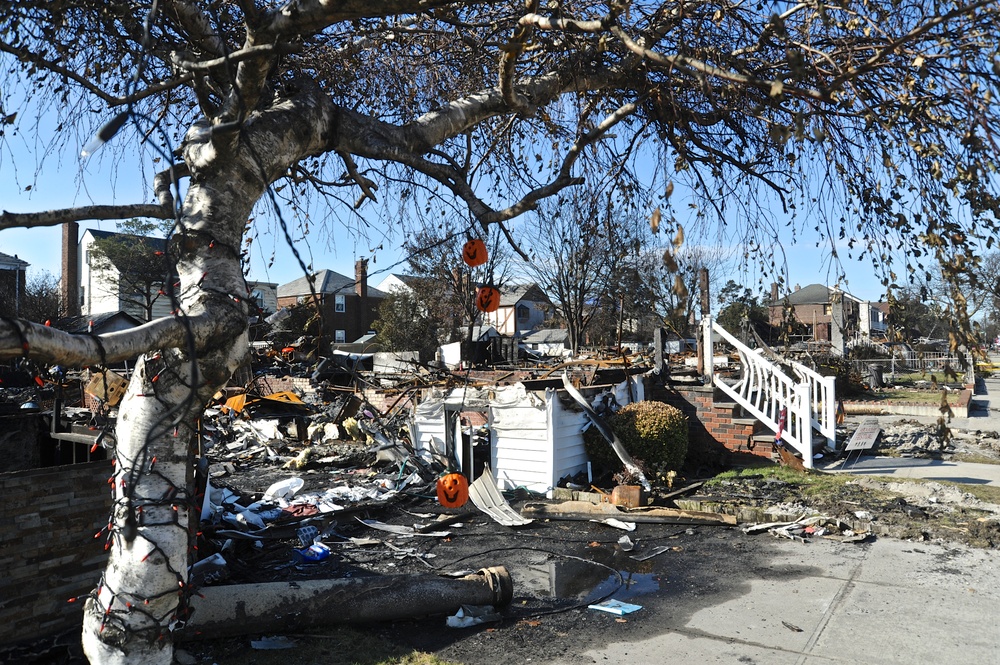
[85,370,128,407]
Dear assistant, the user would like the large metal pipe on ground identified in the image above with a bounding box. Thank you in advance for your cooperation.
[176,566,512,640]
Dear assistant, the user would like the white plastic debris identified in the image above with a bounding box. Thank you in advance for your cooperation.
[446,605,502,628]
[264,477,305,502]
[591,518,636,531]
[235,509,266,529]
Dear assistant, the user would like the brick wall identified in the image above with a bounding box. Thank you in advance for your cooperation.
[361,388,417,416]
[648,382,772,463]
[0,460,113,645]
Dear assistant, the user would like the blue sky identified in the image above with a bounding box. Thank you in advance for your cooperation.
[0,114,893,307]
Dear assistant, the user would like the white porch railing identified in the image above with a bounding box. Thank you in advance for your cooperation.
[703,317,836,469]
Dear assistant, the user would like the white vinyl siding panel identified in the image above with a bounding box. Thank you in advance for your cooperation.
[411,399,448,463]
[548,390,589,481]
[490,395,551,493]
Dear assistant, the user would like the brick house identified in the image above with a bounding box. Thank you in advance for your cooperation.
[768,283,887,345]
[276,260,385,345]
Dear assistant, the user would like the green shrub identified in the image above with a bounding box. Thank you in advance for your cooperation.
[584,400,688,477]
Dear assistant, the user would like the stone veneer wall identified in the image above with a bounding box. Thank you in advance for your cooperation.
[0,460,113,645]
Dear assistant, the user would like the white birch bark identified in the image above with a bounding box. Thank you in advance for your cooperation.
[78,130,263,662]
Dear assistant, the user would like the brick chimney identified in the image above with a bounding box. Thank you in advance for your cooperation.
[354,258,368,299]
[770,282,779,303]
[61,221,80,317]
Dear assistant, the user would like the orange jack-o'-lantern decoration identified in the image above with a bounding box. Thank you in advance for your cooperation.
[436,472,469,508]
[462,238,488,267]
[475,285,501,313]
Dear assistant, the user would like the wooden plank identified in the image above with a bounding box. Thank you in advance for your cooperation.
[520,500,737,525]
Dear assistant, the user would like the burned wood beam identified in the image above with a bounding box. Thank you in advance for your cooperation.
[520,500,737,526]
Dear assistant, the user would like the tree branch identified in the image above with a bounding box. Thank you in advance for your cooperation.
[499,0,540,117]
[0,314,203,365]
[259,0,504,39]
[518,13,606,33]
[0,37,202,108]
[829,0,995,89]
[608,26,832,103]
[170,43,301,74]
[170,0,227,59]
[336,150,380,206]
[0,204,173,232]
[154,163,191,211]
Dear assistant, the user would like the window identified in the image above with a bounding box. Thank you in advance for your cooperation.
[823,305,831,315]
[335,294,346,312]
[79,286,86,306]
[335,329,346,343]
[517,305,530,321]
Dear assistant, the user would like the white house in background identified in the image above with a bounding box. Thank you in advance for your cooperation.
[374,273,425,294]
[247,281,278,315]
[482,283,551,336]
[79,229,173,321]
[521,328,571,357]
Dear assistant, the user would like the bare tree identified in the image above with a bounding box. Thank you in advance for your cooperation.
[519,186,645,354]
[17,271,62,324]
[652,244,730,338]
[1,1,999,663]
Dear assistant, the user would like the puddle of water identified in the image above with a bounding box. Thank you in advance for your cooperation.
[512,549,661,602]
[581,570,661,604]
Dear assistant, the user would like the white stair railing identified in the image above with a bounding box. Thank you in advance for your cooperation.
[788,362,837,451]
[704,317,836,469]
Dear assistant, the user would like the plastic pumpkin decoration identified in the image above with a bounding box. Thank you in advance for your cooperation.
[462,238,488,267]
[475,285,501,313]
[436,472,470,508]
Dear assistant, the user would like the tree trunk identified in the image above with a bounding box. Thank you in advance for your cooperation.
[81,161,257,665]
[74,87,340,664]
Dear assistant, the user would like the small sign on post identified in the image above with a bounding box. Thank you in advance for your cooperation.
[846,418,882,451]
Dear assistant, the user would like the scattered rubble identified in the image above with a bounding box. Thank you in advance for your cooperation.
[870,418,1000,461]
[8,338,1000,663]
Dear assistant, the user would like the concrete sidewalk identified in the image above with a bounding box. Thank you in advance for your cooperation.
[557,370,1000,665]
[828,455,1000,486]
[563,537,1000,665]
[820,373,1000,486]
